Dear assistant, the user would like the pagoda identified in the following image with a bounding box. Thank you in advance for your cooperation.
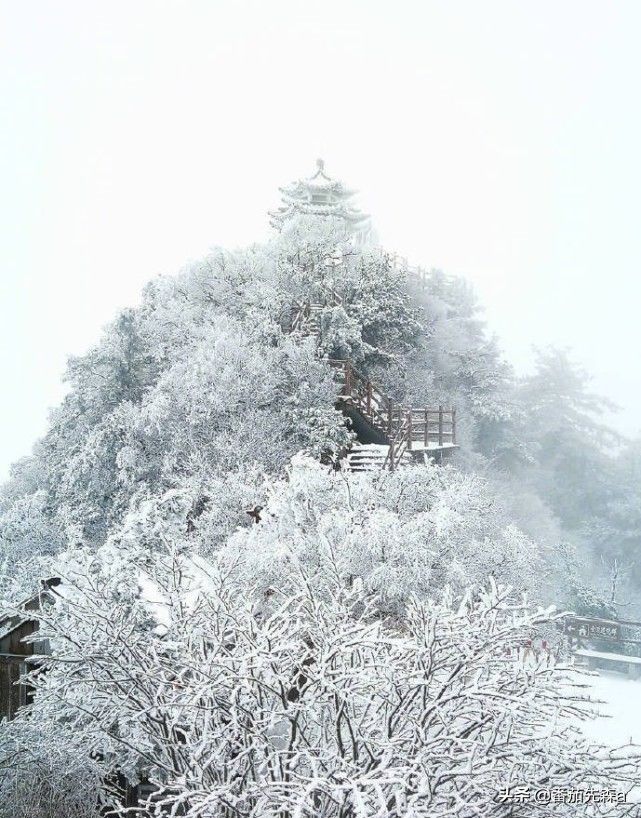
[270,159,372,244]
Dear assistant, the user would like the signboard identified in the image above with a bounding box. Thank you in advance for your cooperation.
[565,617,621,642]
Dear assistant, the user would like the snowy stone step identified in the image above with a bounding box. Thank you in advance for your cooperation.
[345,443,411,472]
[347,447,388,471]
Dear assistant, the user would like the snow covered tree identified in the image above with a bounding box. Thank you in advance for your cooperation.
[2,161,640,817]
[225,456,546,610]
[125,317,350,477]
[578,440,641,610]
[11,537,639,818]
[517,347,619,529]
[0,718,103,818]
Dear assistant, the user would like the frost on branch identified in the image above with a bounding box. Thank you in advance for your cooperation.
[7,542,639,817]
[225,457,545,609]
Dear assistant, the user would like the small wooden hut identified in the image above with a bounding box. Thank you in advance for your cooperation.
[0,577,60,720]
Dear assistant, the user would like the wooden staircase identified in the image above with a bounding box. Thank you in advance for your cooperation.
[290,287,342,337]
[290,302,323,337]
[290,295,457,472]
[329,358,457,471]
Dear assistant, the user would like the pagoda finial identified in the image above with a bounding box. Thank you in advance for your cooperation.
[316,157,325,172]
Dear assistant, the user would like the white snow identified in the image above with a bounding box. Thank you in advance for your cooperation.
[411,442,458,451]
[582,671,641,747]
[576,648,641,664]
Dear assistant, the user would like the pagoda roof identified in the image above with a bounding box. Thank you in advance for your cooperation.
[269,159,370,236]
[280,159,357,197]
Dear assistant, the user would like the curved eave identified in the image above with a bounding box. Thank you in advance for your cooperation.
[279,181,356,198]
[269,206,371,233]
[277,202,368,218]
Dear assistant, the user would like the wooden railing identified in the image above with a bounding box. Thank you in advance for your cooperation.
[290,286,343,333]
[292,295,457,470]
[383,412,411,471]
[405,407,457,448]
[329,359,456,470]
[291,301,312,332]
[329,359,390,433]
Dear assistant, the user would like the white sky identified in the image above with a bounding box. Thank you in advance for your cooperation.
[1,0,640,480]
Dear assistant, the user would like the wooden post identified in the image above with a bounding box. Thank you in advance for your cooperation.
[389,438,395,472]
[407,409,412,451]
[388,399,393,438]
[344,362,351,397]
[424,408,428,447]
[438,405,444,447]
[451,408,457,445]
[366,381,372,416]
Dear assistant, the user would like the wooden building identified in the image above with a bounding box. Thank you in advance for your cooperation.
[0,578,159,811]
[0,577,60,721]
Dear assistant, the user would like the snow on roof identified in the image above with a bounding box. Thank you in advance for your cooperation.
[269,159,370,237]
[0,579,61,639]
[0,614,28,643]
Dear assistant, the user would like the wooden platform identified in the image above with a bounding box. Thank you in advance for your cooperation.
[575,648,641,678]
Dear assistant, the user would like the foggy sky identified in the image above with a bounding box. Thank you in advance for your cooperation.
[1,0,640,479]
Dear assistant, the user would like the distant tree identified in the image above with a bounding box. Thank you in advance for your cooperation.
[400,270,520,461]
[583,440,641,601]
[517,347,619,528]
[63,308,158,422]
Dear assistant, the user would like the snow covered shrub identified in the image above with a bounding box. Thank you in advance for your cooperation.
[18,543,640,818]
[225,456,546,610]
[0,719,102,818]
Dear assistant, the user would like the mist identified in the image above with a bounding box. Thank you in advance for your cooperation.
[2,0,641,480]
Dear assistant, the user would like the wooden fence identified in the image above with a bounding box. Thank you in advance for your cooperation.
[330,359,456,469]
